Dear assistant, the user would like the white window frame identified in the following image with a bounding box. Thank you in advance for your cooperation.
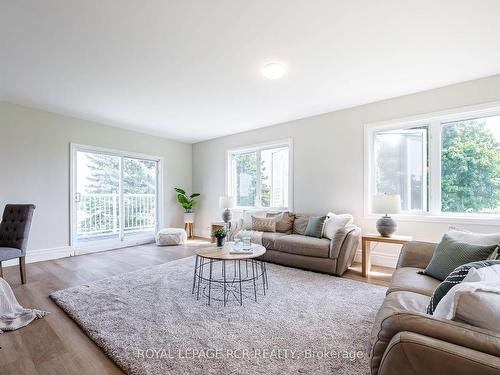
[364,101,500,226]
[226,139,293,211]
[70,143,164,254]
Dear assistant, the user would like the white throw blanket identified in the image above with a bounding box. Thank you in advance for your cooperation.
[236,230,264,245]
[434,281,500,320]
[0,277,48,333]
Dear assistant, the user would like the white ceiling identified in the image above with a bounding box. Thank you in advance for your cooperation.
[1,1,500,143]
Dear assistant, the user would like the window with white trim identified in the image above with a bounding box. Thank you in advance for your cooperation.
[228,141,291,210]
[367,106,500,218]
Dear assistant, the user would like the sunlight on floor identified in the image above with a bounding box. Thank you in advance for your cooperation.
[367,270,392,277]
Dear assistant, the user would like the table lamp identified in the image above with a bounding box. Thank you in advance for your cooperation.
[372,194,401,237]
[219,196,234,229]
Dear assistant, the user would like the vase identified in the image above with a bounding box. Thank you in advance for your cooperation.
[184,212,195,223]
[216,237,225,247]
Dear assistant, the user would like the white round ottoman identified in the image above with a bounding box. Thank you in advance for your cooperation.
[156,228,187,246]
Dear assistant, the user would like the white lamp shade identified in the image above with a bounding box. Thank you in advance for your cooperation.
[372,194,401,215]
[219,196,234,209]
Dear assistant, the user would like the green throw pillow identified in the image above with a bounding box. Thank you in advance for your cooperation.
[423,234,498,281]
[304,216,326,238]
[427,260,500,314]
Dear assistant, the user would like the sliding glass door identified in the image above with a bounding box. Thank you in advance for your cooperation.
[75,151,121,243]
[122,157,157,239]
[72,145,161,253]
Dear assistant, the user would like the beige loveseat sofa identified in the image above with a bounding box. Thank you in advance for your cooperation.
[369,241,500,375]
[230,213,361,276]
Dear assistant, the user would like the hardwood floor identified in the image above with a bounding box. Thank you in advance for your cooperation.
[0,239,393,375]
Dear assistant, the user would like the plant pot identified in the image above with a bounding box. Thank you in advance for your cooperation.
[216,237,225,247]
[184,212,195,223]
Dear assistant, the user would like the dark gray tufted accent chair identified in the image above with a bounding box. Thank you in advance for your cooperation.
[0,204,36,284]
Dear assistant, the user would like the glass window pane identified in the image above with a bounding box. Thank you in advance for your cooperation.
[374,127,428,212]
[232,152,257,207]
[261,147,289,208]
[76,151,120,242]
[123,158,157,236]
[441,115,500,214]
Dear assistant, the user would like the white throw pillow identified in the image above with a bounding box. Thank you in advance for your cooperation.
[243,210,266,230]
[463,264,500,282]
[322,212,354,240]
[446,227,500,246]
[433,281,500,333]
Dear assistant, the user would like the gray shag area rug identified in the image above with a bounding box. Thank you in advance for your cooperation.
[50,256,386,375]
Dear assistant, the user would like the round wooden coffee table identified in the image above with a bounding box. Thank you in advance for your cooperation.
[192,242,268,306]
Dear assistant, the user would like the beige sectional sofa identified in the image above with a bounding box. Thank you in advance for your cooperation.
[231,212,361,276]
[369,241,500,375]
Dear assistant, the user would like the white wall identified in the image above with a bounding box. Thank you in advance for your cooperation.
[0,102,192,261]
[193,74,500,267]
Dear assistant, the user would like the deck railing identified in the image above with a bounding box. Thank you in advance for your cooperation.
[77,193,156,238]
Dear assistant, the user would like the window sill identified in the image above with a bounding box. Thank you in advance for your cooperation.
[231,207,290,213]
[364,213,500,226]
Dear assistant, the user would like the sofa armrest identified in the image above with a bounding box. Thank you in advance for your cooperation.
[370,312,500,375]
[378,331,500,375]
[396,241,437,269]
[330,225,361,276]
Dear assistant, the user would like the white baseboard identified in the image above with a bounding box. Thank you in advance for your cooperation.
[74,237,154,255]
[2,237,156,267]
[354,249,399,268]
[2,246,72,267]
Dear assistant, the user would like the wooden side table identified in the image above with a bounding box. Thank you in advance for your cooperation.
[361,234,413,277]
[184,222,194,239]
[210,222,226,243]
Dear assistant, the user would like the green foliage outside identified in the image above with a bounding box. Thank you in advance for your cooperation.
[375,120,499,214]
[78,155,157,236]
[261,162,271,207]
[233,152,270,207]
[441,120,500,213]
[85,155,156,194]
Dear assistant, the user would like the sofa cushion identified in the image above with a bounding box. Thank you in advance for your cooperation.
[423,234,498,281]
[322,212,354,240]
[274,234,330,258]
[251,216,276,232]
[304,216,326,238]
[292,214,309,235]
[426,260,500,314]
[433,281,500,333]
[266,212,295,234]
[387,267,441,297]
[464,263,500,282]
[447,228,500,246]
[370,291,430,350]
[243,210,266,230]
[261,232,288,250]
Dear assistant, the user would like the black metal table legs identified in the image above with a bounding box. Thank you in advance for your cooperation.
[192,255,269,306]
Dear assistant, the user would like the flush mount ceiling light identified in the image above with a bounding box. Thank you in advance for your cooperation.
[261,62,287,79]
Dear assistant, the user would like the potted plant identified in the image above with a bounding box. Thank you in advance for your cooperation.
[174,187,200,223]
[213,228,227,247]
